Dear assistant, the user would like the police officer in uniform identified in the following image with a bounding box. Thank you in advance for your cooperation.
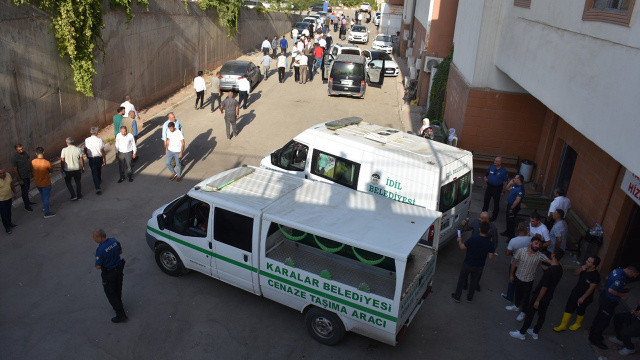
[482,156,508,221]
[93,229,127,323]
[502,174,525,239]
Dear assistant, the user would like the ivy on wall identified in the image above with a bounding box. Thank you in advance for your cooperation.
[426,45,453,123]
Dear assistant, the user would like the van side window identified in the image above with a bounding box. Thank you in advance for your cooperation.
[439,172,471,212]
[311,149,360,189]
[166,196,210,238]
[214,208,254,252]
[331,47,338,56]
[276,141,308,171]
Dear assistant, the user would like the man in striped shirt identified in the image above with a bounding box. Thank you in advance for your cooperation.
[506,235,550,321]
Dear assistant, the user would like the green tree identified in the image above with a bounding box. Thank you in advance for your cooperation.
[426,45,453,122]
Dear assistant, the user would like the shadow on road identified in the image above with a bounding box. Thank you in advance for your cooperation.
[181,129,217,176]
[237,110,256,134]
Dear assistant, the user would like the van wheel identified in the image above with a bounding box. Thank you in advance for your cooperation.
[304,307,345,345]
[155,244,186,276]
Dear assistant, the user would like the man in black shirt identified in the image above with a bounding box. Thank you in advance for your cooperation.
[510,248,565,340]
[610,300,640,356]
[451,222,495,303]
[553,256,601,332]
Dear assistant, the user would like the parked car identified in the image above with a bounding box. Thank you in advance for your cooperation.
[348,25,369,44]
[322,54,384,98]
[327,43,362,57]
[243,0,264,9]
[362,50,399,76]
[302,17,317,28]
[292,22,310,37]
[371,34,392,53]
[310,3,331,12]
[219,60,261,91]
[360,2,372,12]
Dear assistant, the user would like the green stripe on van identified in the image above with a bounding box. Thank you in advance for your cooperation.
[147,226,257,272]
[147,226,397,322]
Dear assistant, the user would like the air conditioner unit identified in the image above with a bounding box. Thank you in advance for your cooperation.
[424,56,443,73]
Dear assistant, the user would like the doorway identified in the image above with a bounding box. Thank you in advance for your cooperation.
[616,204,640,269]
[553,143,578,195]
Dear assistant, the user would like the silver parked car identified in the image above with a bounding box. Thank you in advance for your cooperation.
[219,60,261,91]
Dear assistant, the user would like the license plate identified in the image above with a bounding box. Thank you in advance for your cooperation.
[341,80,353,85]
[386,69,394,73]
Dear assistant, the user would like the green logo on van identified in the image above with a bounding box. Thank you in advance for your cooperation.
[367,176,416,205]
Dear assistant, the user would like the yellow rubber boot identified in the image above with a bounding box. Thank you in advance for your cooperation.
[569,315,584,331]
[554,312,572,332]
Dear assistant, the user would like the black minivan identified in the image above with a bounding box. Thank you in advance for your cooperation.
[322,54,384,98]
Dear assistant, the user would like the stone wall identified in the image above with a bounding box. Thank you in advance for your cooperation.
[0,0,300,168]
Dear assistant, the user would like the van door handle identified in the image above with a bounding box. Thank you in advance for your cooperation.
[243,254,248,262]
[305,174,308,179]
[208,242,212,249]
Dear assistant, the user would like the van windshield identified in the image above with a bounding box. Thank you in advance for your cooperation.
[331,62,364,77]
[439,172,471,212]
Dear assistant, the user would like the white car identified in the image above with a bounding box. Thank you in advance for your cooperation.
[371,34,392,53]
[363,50,399,76]
[360,2,371,12]
[348,25,369,44]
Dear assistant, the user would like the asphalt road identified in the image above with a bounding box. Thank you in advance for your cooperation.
[0,12,598,360]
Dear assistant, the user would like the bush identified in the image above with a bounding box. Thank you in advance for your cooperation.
[426,45,453,123]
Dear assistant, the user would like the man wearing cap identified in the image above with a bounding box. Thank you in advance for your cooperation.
[84,127,106,194]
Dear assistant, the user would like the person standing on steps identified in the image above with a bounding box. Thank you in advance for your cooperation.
[93,228,127,323]
[502,174,525,239]
[193,70,206,110]
[482,156,508,221]
[11,144,35,212]
[553,256,600,332]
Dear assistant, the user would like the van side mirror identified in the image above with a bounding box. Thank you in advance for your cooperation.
[157,213,166,230]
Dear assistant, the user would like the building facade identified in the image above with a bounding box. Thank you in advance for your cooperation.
[444,0,640,273]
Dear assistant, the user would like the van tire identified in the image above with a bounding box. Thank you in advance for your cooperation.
[155,244,186,276]
[304,307,345,345]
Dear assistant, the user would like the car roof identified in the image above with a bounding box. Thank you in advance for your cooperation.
[334,54,365,64]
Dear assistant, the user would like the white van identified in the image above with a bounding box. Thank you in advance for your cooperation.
[146,166,441,346]
[260,118,473,245]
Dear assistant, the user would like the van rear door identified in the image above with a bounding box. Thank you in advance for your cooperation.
[211,206,259,293]
[322,54,335,81]
[367,59,385,86]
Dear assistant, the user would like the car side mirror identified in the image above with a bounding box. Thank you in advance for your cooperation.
[157,213,166,230]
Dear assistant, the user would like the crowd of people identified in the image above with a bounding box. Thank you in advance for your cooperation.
[449,156,640,356]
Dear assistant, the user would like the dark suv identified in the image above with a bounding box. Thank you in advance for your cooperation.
[322,54,384,98]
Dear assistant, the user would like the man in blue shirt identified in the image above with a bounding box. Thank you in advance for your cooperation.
[589,266,639,349]
[482,157,509,221]
[502,174,525,239]
[94,228,127,323]
[279,35,288,55]
[451,222,495,303]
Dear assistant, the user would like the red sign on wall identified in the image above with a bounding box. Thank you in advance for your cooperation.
[621,169,640,206]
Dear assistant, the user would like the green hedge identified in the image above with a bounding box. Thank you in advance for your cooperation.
[426,45,453,122]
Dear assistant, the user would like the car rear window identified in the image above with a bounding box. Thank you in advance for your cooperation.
[331,62,364,77]
[352,26,367,32]
[220,63,246,75]
[376,35,391,42]
[341,49,361,56]
[370,51,392,60]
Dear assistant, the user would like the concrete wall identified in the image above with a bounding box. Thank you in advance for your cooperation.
[0,0,300,169]
[495,0,640,176]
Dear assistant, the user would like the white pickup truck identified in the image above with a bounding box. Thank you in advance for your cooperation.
[146,166,441,345]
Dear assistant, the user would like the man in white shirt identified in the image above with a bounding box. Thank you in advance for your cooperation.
[291,27,299,43]
[193,70,206,110]
[165,122,185,182]
[161,113,182,142]
[261,54,272,80]
[548,187,571,217]
[261,37,271,55]
[277,53,287,83]
[237,77,251,109]
[296,54,308,84]
[115,126,137,183]
[319,36,327,49]
[61,137,85,200]
[529,212,551,248]
[120,95,139,120]
[301,28,310,38]
[84,126,106,194]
